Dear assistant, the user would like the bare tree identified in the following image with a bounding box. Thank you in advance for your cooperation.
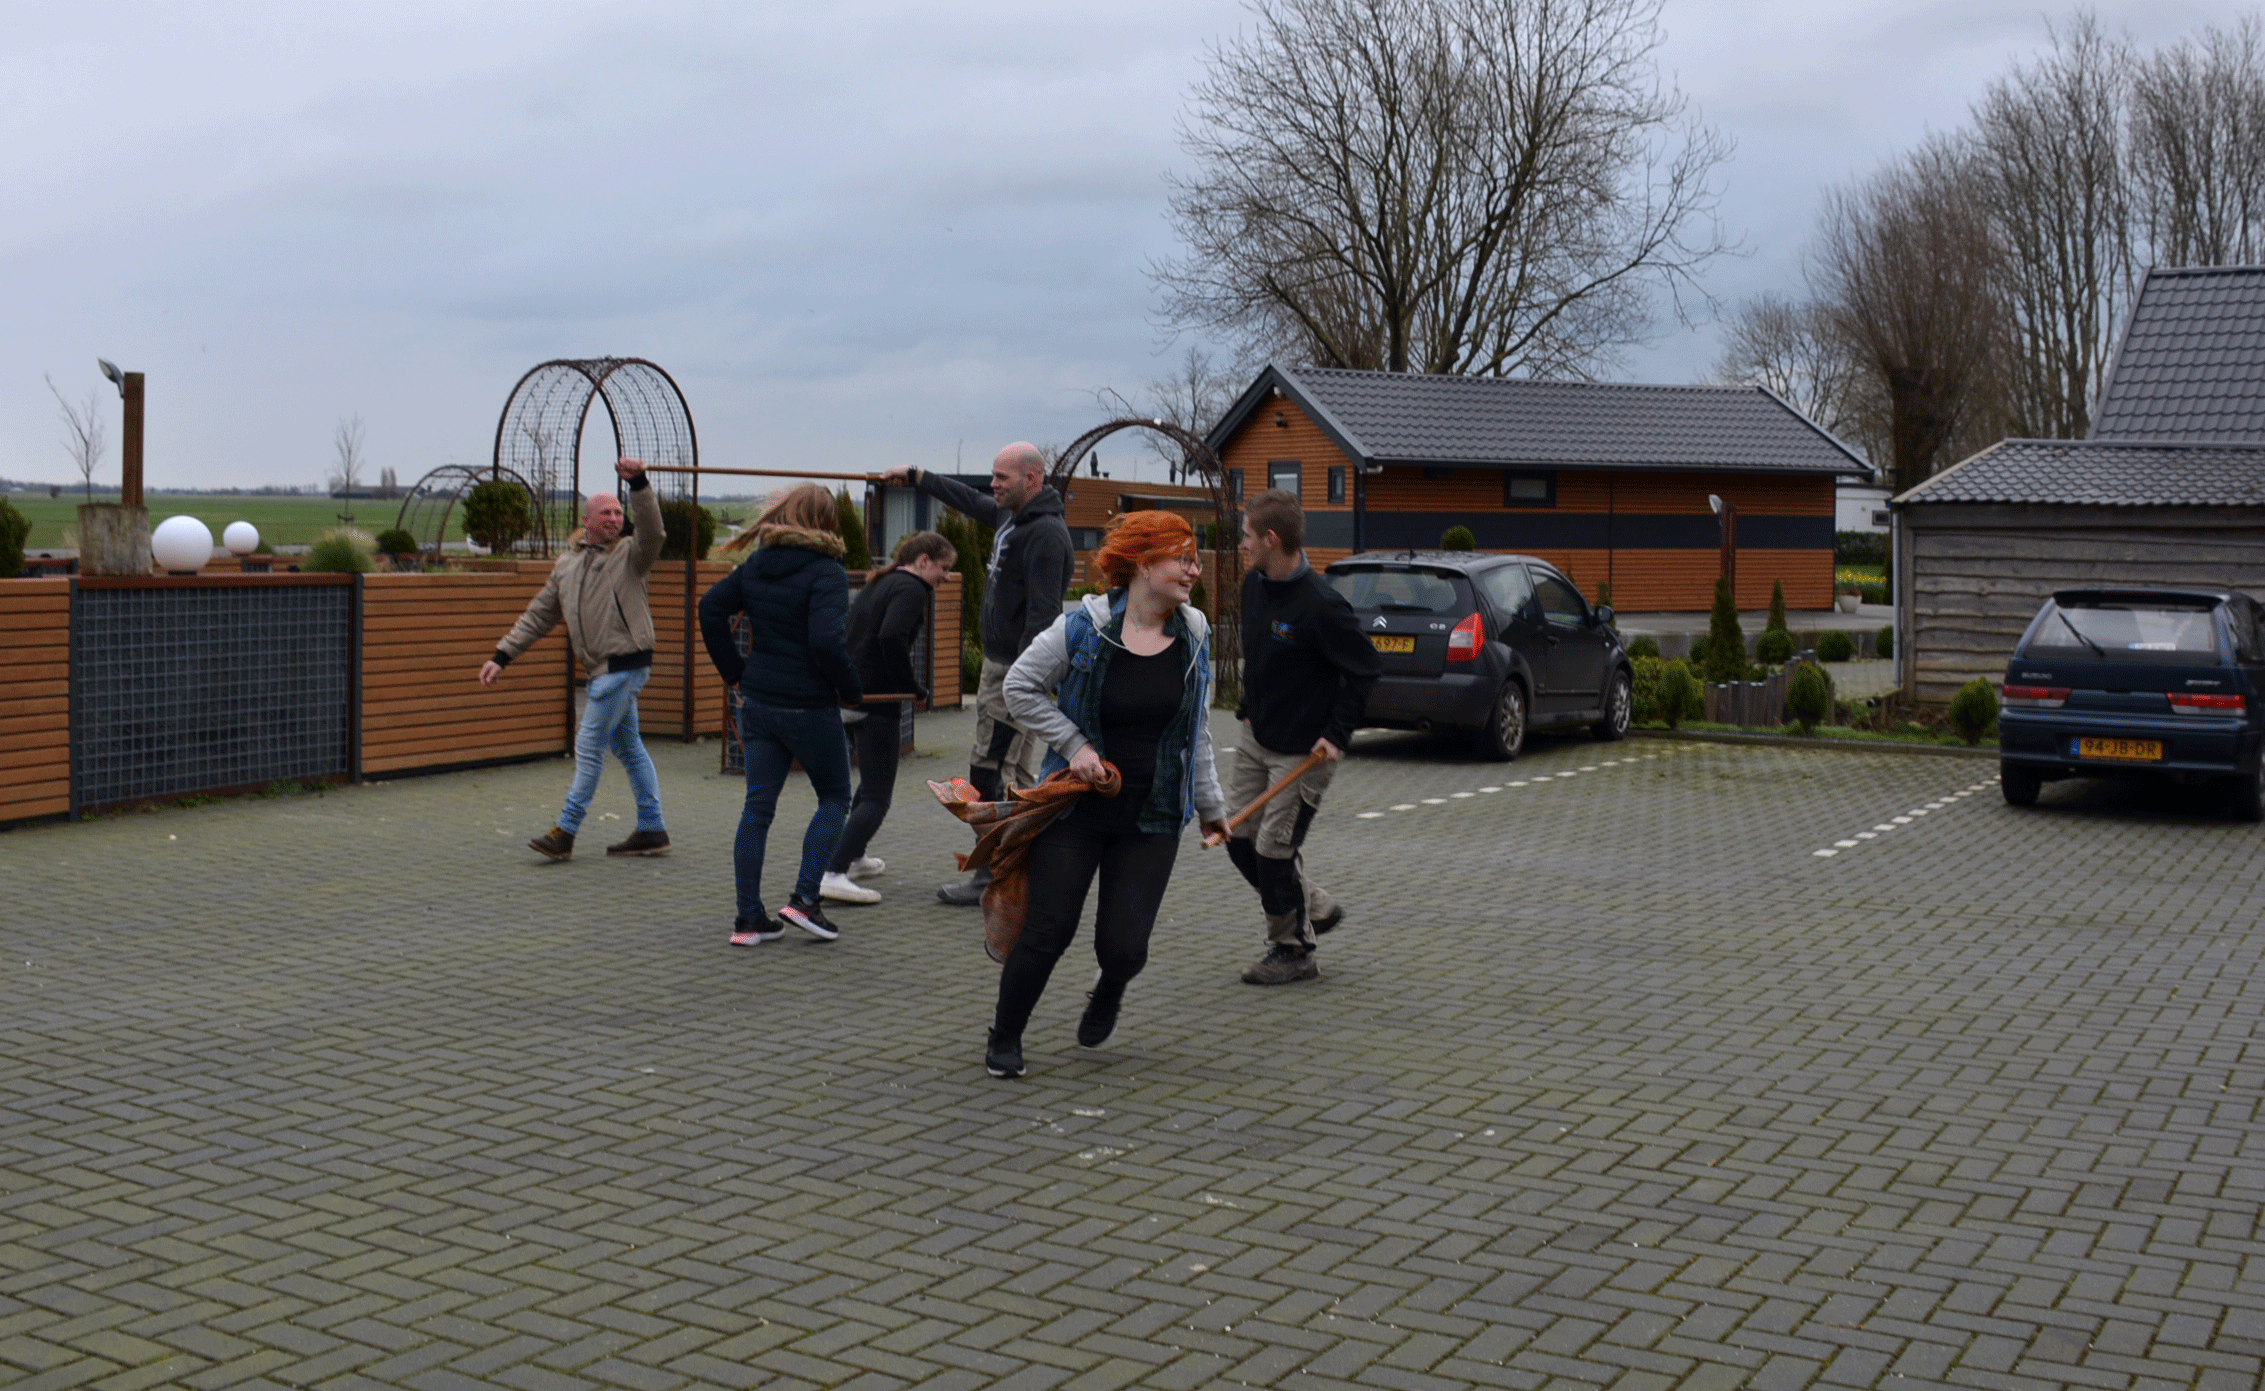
[1972,12,2133,439]
[2131,15,2265,266]
[46,373,107,502]
[331,414,367,524]
[1154,0,1734,379]
[1713,293,1885,464]
[1810,138,2006,496]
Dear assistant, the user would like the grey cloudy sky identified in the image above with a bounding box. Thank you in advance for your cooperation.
[2,0,2256,493]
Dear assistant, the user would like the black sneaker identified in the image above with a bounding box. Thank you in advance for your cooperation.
[778,896,840,941]
[985,1029,1026,1078]
[1077,973,1123,1049]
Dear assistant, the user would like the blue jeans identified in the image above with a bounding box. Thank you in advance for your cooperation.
[736,699,853,922]
[558,666,663,836]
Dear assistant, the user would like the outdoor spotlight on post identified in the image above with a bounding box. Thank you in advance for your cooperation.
[99,358,145,511]
[1708,493,1737,600]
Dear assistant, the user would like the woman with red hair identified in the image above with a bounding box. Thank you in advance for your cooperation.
[987,509,1229,1078]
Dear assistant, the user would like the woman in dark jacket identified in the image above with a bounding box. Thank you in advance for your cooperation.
[697,484,863,944]
[820,530,958,906]
[985,510,1230,1079]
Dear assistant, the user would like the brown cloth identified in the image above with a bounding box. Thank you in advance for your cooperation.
[928,764,1121,963]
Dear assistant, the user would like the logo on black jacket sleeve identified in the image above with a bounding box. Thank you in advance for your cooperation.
[1270,620,1297,643]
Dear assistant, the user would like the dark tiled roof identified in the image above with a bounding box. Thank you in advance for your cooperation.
[1897,438,2265,506]
[2093,266,2265,442]
[1225,365,1867,476]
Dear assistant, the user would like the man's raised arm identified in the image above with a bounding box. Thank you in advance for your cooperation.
[882,466,1000,528]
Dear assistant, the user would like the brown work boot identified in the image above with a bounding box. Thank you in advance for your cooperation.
[606,829,672,857]
[1241,943,1319,985]
[528,826,575,861]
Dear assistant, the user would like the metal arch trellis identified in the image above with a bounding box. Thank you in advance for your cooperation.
[391,462,546,557]
[1048,417,1243,705]
[492,358,700,555]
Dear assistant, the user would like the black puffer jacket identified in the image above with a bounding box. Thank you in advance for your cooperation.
[698,525,863,711]
[910,470,1075,662]
[846,564,933,700]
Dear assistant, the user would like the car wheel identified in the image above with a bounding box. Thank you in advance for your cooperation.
[1591,668,1631,741]
[2001,762,2041,807]
[1477,679,1526,762]
[2231,760,2265,822]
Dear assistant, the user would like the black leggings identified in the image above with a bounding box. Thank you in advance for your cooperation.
[829,709,900,873]
[992,811,1180,1040]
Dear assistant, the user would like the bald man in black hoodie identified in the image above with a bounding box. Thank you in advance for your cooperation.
[1226,489,1381,986]
[883,443,1076,905]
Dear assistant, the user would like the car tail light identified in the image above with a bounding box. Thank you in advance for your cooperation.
[2168,692,2247,714]
[2002,685,2069,708]
[1446,610,1484,661]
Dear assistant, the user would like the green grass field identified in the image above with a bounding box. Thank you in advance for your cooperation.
[9,494,473,549]
[10,491,759,551]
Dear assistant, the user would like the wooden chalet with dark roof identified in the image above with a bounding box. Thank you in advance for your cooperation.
[1204,363,1870,612]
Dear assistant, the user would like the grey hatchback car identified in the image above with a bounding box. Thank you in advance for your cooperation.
[1323,550,1633,760]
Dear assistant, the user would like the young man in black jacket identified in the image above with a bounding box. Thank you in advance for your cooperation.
[883,443,1076,905]
[818,530,957,905]
[1226,488,1382,985]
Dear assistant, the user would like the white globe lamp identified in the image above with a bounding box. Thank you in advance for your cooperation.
[223,521,260,556]
[152,515,215,574]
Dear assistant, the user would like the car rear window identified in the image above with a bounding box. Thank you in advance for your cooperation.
[2018,598,2223,664]
[1326,567,1466,614]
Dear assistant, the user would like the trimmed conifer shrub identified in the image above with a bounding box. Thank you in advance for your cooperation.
[1816,629,1855,662]
[1625,634,1661,660]
[1702,576,1746,684]
[1656,659,1701,729]
[462,479,533,552]
[1949,678,1998,745]
[1755,629,1796,665]
[0,497,28,578]
[1786,663,1831,733]
[1439,524,1476,551]
[374,527,419,557]
[1767,579,1788,633]
[1876,625,1895,659]
[660,500,718,562]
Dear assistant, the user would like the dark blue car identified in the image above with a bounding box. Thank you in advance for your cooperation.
[1324,551,1631,760]
[1998,587,2265,819]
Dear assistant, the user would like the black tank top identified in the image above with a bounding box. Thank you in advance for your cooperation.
[1084,637,1182,830]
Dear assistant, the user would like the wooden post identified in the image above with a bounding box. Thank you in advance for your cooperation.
[120,373,144,510]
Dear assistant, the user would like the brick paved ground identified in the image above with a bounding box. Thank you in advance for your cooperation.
[4,709,2264,1390]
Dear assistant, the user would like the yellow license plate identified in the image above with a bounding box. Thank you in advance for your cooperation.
[1370,635,1415,654]
[2078,737,2163,761]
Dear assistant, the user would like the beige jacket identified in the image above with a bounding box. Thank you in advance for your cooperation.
[493,480,666,675]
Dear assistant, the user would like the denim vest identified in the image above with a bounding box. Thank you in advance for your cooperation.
[1038,593,1213,828]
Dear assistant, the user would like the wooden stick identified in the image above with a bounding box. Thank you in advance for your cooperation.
[1202,750,1328,848]
[641,464,883,483]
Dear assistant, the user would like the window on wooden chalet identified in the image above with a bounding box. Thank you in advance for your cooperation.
[1268,460,1301,496]
[1502,471,1556,508]
[1327,466,1346,503]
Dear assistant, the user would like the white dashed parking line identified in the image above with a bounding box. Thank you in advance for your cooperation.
[1347,752,1677,822]
[1812,776,1999,857]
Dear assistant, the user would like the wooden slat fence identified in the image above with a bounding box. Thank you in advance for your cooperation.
[361,566,572,776]
[2,558,953,826]
[0,579,71,822]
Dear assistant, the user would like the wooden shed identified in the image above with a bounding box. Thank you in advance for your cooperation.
[1204,363,1868,611]
[1894,265,2265,704]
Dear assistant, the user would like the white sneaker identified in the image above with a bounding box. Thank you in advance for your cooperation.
[847,856,886,880]
[820,872,882,904]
